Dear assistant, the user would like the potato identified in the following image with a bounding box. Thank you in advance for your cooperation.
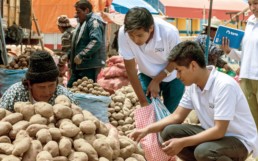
[0,143,14,155]
[36,151,53,161]
[79,120,96,134]
[56,119,72,127]
[114,157,124,161]
[68,152,88,161]
[119,138,135,159]
[2,113,23,124]
[30,114,48,125]
[53,156,68,161]
[14,102,34,120]
[49,128,62,141]
[0,121,12,136]
[12,137,31,157]
[96,122,109,136]
[55,95,71,107]
[73,138,98,161]
[59,137,72,157]
[9,120,30,139]
[93,138,113,160]
[53,104,73,119]
[22,140,42,161]
[0,136,11,143]
[14,130,30,143]
[131,153,146,161]
[34,102,53,118]
[71,104,83,116]
[26,124,48,137]
[43,141,59,157]
[84,134,96,145]
[60,122,80,138]
[72,114,84,126]
[0,108,6,120]
[36,129,52,144]
[99,157,109,161]
[125,157,137,161]
[2,155,21,161]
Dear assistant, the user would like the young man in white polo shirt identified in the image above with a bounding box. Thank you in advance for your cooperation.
[118,7,184,113]
[129,41,258,161]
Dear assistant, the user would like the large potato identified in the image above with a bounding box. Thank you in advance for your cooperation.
[73,139,98,161]
[43,141,59,157]
[53,104,72,119]
[22,140,42,161]
[2,113,23,124]
[0,122,12,136]
[60,122,80,138]
[54,95,71,107]
[9,120,30,139]
[36,151,53,161]
[59,137,72,157]
[34,102,53,118]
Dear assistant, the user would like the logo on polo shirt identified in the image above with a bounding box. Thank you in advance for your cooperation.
[209,103,214,109]
[155,48,164,52]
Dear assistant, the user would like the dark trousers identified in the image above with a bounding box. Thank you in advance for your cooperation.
[138,73,184,113]
[161,124,248,161]
[67,67,101,88]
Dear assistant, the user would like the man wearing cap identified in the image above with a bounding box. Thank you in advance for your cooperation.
[195,16,233,72]
[0,50,75,111]
[67,0,106,87]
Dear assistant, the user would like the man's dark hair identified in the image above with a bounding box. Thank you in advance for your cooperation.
[74,0,93,12]
[124,7,154,32]
[168,41,206,68]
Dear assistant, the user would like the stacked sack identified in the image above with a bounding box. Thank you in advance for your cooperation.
[97,56,130,94]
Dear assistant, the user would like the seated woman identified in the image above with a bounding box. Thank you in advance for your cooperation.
[0,50,75,111]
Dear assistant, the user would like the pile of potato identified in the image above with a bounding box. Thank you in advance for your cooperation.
[5,54,30,69]
[70,76,110,96]
[0,95,145,161]
[4,47,38,69]
[108,86,140,136]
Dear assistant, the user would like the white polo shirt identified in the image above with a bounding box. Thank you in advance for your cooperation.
[118,17,180,82]
[179,66,258,157]
[228,14,258,80]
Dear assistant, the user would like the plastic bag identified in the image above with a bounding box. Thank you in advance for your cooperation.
[152,98,171,145]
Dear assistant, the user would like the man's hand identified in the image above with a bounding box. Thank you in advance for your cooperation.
[221,37,231,54]
[74,55,82,64]
[162,138,185,156]
[146,79,160,98]
[128,128,149,142]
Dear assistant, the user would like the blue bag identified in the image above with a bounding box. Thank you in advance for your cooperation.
[74,93,111,123]
[0,68,27,97]
[152,98,171,145]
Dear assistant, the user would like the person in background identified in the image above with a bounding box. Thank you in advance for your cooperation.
[0,50,75,111]
[221,0,258,131]
[129,41,258,161]
[195,16,233,72]
[67,0,106,88]
[118,7,184,113]
[56,15,75,85]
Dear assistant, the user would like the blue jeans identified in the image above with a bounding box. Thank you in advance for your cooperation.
[161,124,248,161]
[138,73,184,113]
[67,68,101,88]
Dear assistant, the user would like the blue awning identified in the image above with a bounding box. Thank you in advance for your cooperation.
[112,0,159,14]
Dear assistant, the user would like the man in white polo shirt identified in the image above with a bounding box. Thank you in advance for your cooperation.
[129,41,258,161]
[118,7,184,112]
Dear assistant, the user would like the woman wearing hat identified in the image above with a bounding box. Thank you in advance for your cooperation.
[0,50,75,111]
[195,16,233,72]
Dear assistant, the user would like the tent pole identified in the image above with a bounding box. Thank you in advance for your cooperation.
[205,0,213,65]
[0,0,8,65]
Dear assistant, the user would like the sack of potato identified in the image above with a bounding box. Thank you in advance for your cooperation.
[70,76,110,96]
[108,85,140,136]
[0,95,145,161]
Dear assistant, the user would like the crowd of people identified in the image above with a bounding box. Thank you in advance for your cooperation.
[0,0,257,160]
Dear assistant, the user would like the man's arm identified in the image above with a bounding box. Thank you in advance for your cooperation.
[147,62,174,97]
[123,59,149,107]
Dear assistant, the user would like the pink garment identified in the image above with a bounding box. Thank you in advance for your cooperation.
[134,104,176,161]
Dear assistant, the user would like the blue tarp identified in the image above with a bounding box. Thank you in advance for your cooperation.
[112,0,159,14]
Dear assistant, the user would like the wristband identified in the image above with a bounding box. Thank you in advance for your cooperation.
[163,69,171,77]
